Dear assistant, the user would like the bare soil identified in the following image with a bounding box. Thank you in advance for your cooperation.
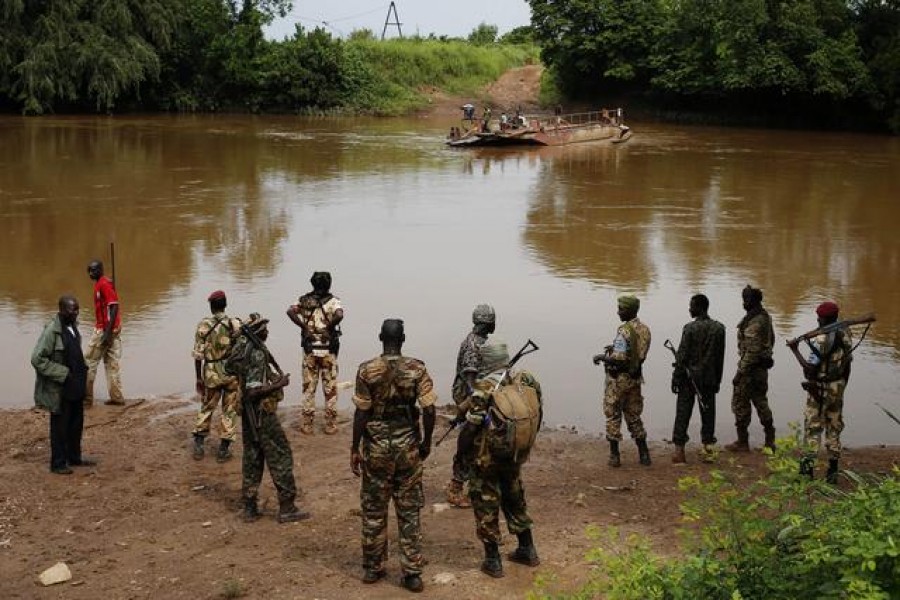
[417,64,545,118]
[1,398,897,599]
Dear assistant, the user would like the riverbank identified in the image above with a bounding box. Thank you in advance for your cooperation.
[1,399,897,599]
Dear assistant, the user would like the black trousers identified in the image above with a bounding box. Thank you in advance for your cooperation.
[50,398,84,469]
[672,387,716,446]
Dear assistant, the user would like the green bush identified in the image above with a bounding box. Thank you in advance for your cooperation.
[531,436,900,600]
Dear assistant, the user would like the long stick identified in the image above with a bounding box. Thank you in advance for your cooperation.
[109,240,117,288]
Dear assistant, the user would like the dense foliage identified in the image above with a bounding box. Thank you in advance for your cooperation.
[530,436,900,599]
[528,0,900,131]
[0,0,535,115]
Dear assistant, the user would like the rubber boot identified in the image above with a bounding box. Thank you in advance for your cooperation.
[608,440,621,468]
[241,497,261,522]
[799,456,815,478]
[826,458,840,484]
[276,499,311,523]
[300,414,314,435]
[725,428,750,453]
[216,439,232,463]
[401,573,424,593]
[671,444,687,464]
[508,529,540,566]
[481,541,504,578]
[763,424,776,451]
[446,479,471,508]
[637,438,652,466]
[323,411,338,435]
[192,434,205,460]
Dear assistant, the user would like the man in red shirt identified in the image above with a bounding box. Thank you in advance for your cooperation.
[85,260,124,406]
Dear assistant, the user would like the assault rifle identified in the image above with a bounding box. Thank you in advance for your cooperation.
[436,339,539,447]
[785,313,876,347]
[238,322,285,443]
[663,339,708,412]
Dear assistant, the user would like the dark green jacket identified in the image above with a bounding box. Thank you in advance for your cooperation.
[31,315,70,414]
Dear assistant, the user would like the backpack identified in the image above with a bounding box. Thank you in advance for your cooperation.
[482,372,543,465]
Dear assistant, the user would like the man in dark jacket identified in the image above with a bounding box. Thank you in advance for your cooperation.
[31,296,96,474]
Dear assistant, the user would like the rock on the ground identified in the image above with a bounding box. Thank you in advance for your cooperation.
[39,562,72,586]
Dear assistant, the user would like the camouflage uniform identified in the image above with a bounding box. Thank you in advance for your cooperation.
[732,308,775,431]
[295,292,342,423]
[192,312,242,441]
[603,318,651,441]
[353,354,437,577]
[241,346,297,504]
[85,329,123,402]
[450,330,488,483]
[467,370,540,544]
[672,315,726,446]
[802,329,852,460]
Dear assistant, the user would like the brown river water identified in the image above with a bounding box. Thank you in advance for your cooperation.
[1,115,898,445]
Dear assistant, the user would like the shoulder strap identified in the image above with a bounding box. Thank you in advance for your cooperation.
[202,316,227,342]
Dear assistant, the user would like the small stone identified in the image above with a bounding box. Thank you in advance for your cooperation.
[573,493,587,507]
[432,503,451,514]
[433,572,456,585]
[39,562,72,586]
[201,521,212,528]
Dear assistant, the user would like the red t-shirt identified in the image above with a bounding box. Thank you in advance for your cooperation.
[94,276,121,330]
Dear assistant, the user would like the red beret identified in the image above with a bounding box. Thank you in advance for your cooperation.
[207,290,226,302]
[816,301,839,318]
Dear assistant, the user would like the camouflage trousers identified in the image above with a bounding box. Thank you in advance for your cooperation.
[360,435,424,576]
[603,374,647,441]
[242,408,297,502]
[85,328,124,402]
[731,368,774,430]
[301,352,338,419]
[468,460,533,544]
[193,379,240,442]
[803,380,846,460]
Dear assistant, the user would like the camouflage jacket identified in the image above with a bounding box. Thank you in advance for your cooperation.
[737,308,774,373]
[452,330,488,403]
[676,315,726,391]
[294,292,342,354]
[245,346,284,413]
[192,311,241,387]
[353,354,437,445]
[806,329,852,383]
[607,317,651,377]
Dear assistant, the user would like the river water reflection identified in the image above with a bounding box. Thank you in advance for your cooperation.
[1,115,898,445]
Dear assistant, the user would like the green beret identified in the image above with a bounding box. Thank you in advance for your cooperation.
[618,295,640,312]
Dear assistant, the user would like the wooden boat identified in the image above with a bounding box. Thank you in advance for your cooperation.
[447,109,632,148]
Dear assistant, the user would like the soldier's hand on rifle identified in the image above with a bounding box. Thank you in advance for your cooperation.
[670,373,681,395]
[350,450,362,477]
[418,441,431,460]
[592,353,605,366]
[276,373,291,389]
[101,330,112,347]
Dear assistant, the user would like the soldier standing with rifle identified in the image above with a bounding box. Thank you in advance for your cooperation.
[786,302,866,483]
[230,314,310,523]
[668,294,726,464]
[350,319,436,593]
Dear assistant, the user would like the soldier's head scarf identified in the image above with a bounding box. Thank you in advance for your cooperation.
[472,304,496,325]
[816,301,839,319]
[310,271,332,293]
[617,295,640,313]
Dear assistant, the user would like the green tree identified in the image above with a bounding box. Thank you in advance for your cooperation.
[852,0,900,131]
[500,25,534,45]
[468,22,498,45]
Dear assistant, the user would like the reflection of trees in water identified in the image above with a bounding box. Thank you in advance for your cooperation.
[522,132,900,351]
[0,118,294,313]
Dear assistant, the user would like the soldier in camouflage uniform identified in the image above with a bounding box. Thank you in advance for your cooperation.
[350,319,436,594]
[233,314,311,523]
[671,294,726,464]
[191,290,242,462]
[287,271,344,435]
[593,295,652,467]
[787,301,852,483]
[459,343,542,579]
[726,286,776,453]
[446,303,496,508]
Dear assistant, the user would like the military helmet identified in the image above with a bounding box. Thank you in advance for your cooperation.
[479,342,510,375]
[472,303,496,325]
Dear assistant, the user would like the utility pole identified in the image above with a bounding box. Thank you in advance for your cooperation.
[381,1,403,40]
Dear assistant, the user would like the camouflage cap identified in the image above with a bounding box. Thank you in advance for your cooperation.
[618,295,640,312]
[472,304,496,325]
[479,342,510,375]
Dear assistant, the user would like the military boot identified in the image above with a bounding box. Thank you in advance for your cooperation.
[799,456,815,478]
[401,573,424,593]
[481,541,504,578]
[300,414,314,435]
[241,497,261,522]
[671,444,687,464]
[216,439,232,463]
[763,424,776,451]
[725,428,750,453]
[608,440,621,468]
[826,458,840,484]
[446,479,471,508]
[192,434,205,460]
[508,529,540,566]
[361,567,386,584]
[276,499,311,523]
[323,412,338,435]
[637,439,652,466]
